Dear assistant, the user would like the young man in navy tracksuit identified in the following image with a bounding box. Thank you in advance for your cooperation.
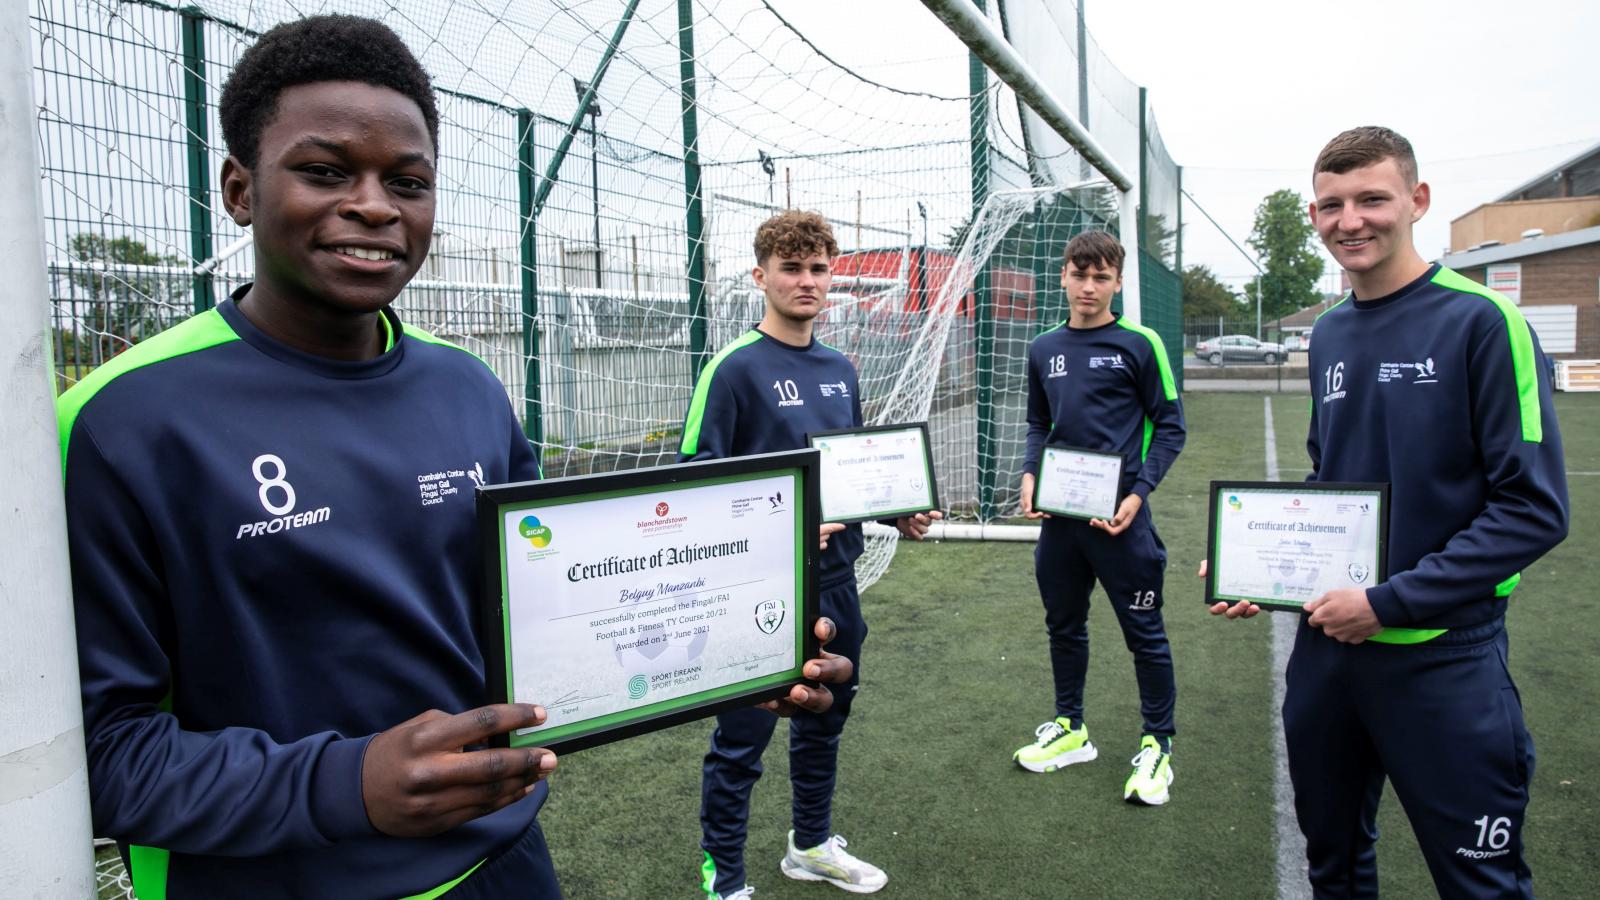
[57,20,848,899]
[1012,230,1186,805]
[1212,126,1568,898]
[681,210,938,899]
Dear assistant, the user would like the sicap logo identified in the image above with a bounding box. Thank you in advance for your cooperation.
[519,515,553,548]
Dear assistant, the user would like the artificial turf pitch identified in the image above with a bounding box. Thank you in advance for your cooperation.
[538,392,1600,899]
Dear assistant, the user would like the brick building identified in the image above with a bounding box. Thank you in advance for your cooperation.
[1441,226,1600,359]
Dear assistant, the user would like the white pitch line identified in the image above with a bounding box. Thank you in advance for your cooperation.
[1264,396,1311,900]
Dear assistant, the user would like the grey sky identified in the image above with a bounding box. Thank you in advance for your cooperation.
[772,0,1599,301]
[1087,0,1600,296]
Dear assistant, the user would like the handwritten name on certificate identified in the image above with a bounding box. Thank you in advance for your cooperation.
[1210,485,1384,608]
[501,474,801,741]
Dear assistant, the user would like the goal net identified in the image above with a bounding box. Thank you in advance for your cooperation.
[29,0,1171,603]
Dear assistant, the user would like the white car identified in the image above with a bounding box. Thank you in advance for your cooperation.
[1193,335,1287,366]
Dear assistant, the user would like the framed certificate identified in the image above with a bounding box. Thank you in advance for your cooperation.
[477,449,821,754]
[806,422,940,524]
[1205,481,1390,612]
[1033,445,1123,520]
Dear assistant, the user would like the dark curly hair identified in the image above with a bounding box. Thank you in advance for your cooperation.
[219,15,439,168]
[753,210,839,264]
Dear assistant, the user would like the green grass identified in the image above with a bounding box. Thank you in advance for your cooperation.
[540,392,1600,899]
[85,393,1594,898]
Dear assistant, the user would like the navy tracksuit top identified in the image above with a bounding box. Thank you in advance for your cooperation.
[678,328,865,586]
[1307,265,1569,631]
[58,296,542,898]
[1023,314,1186,499]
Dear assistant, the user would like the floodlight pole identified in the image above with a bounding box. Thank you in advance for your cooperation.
[0,2,96,895]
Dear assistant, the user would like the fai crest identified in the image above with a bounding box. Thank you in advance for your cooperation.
[755,599,786,635]
[1347,563,1371,584]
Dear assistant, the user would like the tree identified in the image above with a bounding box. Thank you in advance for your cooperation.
[1245,189,1324,322]
[1182,264,1243,319]
[62,233,185,364]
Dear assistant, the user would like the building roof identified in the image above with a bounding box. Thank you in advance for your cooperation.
[1268,297,1341,331]
[1495,140,1600,202]
[1440,224,1600,269]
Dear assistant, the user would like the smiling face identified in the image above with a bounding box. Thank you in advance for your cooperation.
[1061,259,1121,327]
[221,80,436,319]
[1309,156,1430,297]
[754,252,833,324]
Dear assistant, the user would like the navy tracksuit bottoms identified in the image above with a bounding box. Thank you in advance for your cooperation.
[1284,617,1535,899]
[699,578,866,895]
[449,819,563,899]
[1035,505,1176,737]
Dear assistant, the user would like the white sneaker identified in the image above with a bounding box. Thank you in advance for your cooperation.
[713,887,755,900]
[779,831,887,894]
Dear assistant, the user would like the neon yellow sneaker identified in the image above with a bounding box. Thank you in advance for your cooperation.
[1123,735,1174,805]
[780,831,887,894]
[1012,716,1097,773]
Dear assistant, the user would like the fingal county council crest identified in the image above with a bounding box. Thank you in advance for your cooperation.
[1347,563,1371,584]
[755,599,786,635]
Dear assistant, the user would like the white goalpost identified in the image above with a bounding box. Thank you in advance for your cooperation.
[0,0,96,894]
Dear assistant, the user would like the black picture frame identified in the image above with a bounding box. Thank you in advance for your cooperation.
[477,448,822,754]
[1204,480,1390,612]
[806,421,941,524]
[1032,444,1124,520]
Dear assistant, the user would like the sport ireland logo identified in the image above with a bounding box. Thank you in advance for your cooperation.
[627,674,649,700]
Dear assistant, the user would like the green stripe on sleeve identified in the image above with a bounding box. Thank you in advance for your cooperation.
[1114,318,1177,401]
[401,322,493,371]
[128,845,170,900]
[56,308,240,471]
[1367,627,1446,645]
[1431,267,1542,443]
[1366,573,1521,646]
[679,330,763,456]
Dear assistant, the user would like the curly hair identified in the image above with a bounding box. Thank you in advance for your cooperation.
[753,210,839,264]
[219,15,439,168]
[1063,229,1124,274]
[1314,126,1417,186]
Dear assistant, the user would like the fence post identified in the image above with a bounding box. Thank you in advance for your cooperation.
[1175,164,1183,276]
[1137,86,1148,268]
[180,7,215,312]
[677,0,709,379]
[0,1,96,892]
[517,108,545,449]
[969,0,997,521]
